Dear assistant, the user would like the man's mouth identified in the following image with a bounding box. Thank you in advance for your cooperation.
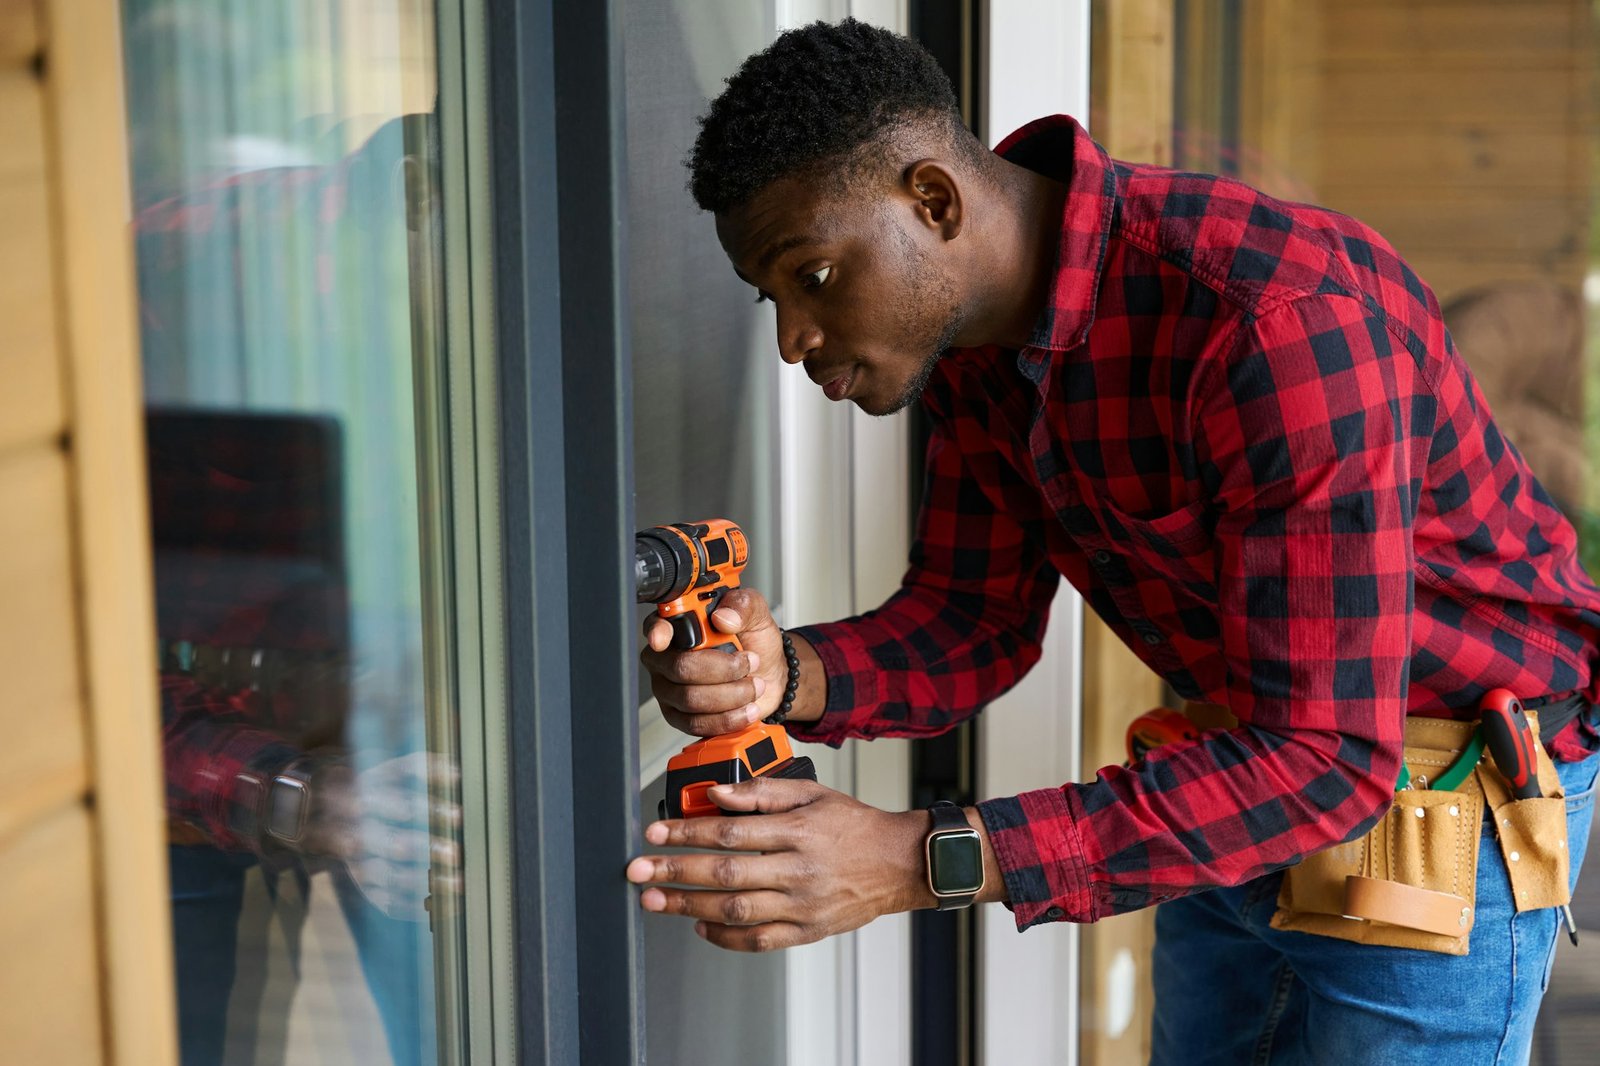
[822,366,855,401]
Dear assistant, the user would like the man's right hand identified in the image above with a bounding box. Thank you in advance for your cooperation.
[640,586,791,737]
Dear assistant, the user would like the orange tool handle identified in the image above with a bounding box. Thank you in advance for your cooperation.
[1125,707,1200,766]
[657,586,743,653]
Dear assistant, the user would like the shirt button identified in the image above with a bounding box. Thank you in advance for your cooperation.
[1046,906,1065,920]
[1142,632,1163,645]
[1092,551,1111,566]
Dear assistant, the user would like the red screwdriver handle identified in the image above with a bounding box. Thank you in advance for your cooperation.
[1480,688,1541,800]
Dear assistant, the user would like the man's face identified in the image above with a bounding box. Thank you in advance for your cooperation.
[715,175,966,417]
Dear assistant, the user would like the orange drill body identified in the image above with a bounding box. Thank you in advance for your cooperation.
[635,519,816,819]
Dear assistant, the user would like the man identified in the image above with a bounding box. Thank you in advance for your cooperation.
[626,19,1600,1061]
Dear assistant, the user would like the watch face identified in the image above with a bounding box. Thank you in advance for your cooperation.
[928,829,984,896]
[266,777,310,843]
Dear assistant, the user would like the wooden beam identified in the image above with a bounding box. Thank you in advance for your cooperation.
[39,0,176,1062]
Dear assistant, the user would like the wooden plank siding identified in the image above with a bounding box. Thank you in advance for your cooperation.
[0,3,103,1061]
[1308,0,1595,304]
[0,0,176,1063]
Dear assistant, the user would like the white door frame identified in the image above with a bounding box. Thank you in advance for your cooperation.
[977,3,1092,1065]
[771,4,913,1062]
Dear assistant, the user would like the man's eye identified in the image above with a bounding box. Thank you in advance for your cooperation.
[800,267,832,290]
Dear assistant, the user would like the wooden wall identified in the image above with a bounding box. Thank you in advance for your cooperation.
[1308,0,1594,305]
[0,1,175,1063]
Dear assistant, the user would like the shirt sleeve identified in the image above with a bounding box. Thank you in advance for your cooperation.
[787,375,1062,747]
[162,672,300,851]
[978,294,1418,929]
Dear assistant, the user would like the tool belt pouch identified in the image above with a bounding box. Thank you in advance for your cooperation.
[1270,717,1488,955]
[1477,714,1571,917]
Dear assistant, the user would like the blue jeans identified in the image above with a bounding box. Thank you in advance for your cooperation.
[169,845,434,1066]
[1151,755,1600,1066]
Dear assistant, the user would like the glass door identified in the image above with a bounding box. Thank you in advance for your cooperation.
[121,2,475,1062]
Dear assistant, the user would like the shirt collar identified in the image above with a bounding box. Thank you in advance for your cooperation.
[993,115,1119,359]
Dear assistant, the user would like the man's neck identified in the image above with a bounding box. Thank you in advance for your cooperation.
[959,162,1068,350]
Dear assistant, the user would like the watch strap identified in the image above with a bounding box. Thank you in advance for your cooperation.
[929,799,969,833]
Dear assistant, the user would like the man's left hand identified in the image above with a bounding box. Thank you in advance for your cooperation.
[625,779,932,952]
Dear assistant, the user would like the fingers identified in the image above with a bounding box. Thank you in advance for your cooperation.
[626,850,798,891]
[642,614,673,652]
[697,920,812,953]
[661,704,766,738]
[709,587,774,636]
[652,671,764,720]
[639,887,791,926]
[640,806,813,851]
[640,646,758,687]
[705,777,828,815]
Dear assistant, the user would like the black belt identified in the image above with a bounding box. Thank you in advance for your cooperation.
[1524,692,1594,743]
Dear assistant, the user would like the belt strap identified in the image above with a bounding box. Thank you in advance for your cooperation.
[1527,693,1591,743]
[1344,875,1473,938]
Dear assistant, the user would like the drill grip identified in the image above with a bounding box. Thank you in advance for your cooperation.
[664,587,742,653]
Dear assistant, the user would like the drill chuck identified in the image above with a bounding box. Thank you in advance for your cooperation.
[634,520,749,605]
[634,529,690,604]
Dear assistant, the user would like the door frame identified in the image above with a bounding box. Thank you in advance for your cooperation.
[975,3,1092,1065]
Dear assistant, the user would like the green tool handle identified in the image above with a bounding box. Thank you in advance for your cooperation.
[1393,728,1484,793]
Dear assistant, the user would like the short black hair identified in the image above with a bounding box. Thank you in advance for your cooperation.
[688,19,978,214]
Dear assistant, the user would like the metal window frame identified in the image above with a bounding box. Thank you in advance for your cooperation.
[482,0,645,1063]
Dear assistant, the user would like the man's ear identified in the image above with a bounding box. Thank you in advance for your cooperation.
[902,160,963,241]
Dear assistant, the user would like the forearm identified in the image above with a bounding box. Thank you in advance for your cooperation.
[785,578,1054,746]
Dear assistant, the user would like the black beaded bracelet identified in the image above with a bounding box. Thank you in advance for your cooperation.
[764,631,801,725]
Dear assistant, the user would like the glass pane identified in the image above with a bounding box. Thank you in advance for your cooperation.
[121,2,463,1063]
[627,0,782,699]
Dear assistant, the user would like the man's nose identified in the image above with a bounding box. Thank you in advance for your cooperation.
[776,303,823,365]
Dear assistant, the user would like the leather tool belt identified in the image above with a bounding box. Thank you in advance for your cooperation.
[1269,711,1572,956]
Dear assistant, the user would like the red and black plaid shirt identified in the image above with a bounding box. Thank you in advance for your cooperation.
[791,116,1600,929]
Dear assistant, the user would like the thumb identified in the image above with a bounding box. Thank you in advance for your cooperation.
[710,586,775,636]
[709,776,826,814]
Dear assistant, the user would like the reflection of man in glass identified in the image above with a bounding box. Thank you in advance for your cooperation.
[135,110,453,1066]
[632,20,1600,1065]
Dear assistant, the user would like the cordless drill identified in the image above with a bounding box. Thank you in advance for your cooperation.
[635,519,816,819]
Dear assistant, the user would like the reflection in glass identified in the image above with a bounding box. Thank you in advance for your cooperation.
[122,2,458,1063]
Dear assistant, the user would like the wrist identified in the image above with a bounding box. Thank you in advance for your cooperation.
[780,631,827,725]
[888,804,1009,914]
[964,805,1008,905]
[891,808,942,913]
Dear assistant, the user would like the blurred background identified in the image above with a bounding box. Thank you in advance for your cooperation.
[1085,4,1600,1063]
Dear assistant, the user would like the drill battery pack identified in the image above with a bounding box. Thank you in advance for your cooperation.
[659,722,817,820]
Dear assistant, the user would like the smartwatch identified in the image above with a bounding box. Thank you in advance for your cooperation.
[264,760,316,846]
[925,800,985,911]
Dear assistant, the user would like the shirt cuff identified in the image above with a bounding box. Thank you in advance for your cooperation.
[977,787,1095,930]
[783,622,881,748]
